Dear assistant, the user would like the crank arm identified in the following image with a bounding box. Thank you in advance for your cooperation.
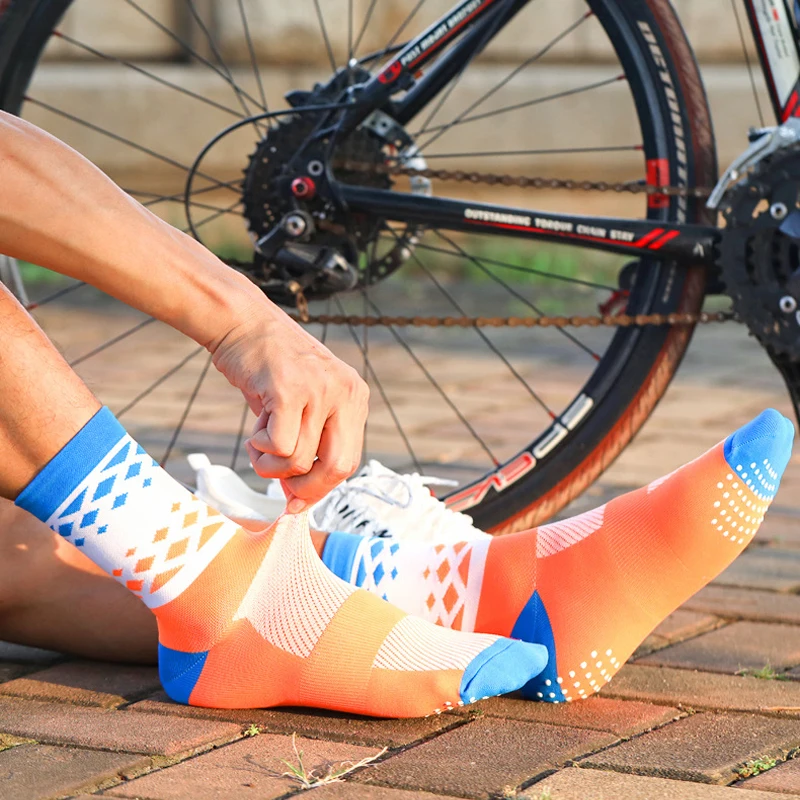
[337,184,720,264]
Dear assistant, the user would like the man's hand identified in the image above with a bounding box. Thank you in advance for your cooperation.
[210,305,369,513]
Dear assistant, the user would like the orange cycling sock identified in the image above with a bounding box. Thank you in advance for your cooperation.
[15,407,548,716]
[322,409,794,702]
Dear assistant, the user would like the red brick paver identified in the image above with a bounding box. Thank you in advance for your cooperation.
[605,664,800,715]
[683,586,800,625]
[740,757,800,795]
[634,610,722,658]
[713,549,800,593]
[581,712,800,784]
[469,695,682,737]
[639,622,800,675]
[533,767,792,799]
[0,660,160,708]
[304,787,457,800]
[0,743,147,800]
[106,733,381,800]
[130,691,464,748]
[355,717,616,799]
[0,697,242,755]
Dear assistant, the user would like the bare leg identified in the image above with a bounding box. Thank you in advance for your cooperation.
[0,286,99,497]
[0,499,157,663]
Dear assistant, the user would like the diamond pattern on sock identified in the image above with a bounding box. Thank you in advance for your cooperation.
[349,537,489,632]
[45,433,235,605]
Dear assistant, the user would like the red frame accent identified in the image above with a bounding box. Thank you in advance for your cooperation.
[646,158,670,209]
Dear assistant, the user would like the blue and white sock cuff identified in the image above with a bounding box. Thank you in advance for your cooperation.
[16,407,127,522]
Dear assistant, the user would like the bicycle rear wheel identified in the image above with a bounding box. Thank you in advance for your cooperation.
[0,0,717,531]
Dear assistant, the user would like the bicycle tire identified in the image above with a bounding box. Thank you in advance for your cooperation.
[0,0,717,532]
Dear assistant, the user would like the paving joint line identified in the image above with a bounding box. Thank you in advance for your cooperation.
[630,617,730,660]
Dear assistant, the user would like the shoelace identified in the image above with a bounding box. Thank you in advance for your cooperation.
[311,464,482,540]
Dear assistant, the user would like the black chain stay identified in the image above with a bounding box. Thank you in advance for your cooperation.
[282,161,731,328]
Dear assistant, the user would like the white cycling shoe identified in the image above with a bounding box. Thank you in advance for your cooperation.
[187,454,490,543]
[311,459,490,542]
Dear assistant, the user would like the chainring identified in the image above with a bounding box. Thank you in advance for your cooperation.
[720,146,800,358]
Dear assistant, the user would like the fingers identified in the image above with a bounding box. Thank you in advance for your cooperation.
[248,404,303,460]
[248,404,324,482]
[282,410,365,509]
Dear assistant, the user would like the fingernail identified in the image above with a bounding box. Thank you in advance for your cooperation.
[287,499,307,514]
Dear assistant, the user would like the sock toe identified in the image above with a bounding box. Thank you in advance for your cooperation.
[459,639,548,704]
[724,409,795,500]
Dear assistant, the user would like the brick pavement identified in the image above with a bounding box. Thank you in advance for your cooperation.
[2,307,800,798]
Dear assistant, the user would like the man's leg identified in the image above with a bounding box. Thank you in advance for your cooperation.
[0,500,157,662]
[0,285,546,715]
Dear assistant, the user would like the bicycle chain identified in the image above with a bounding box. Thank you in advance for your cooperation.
[286,160,731,328]
[336,159,714,199]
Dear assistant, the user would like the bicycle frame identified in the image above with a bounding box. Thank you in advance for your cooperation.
[326,0,800,267]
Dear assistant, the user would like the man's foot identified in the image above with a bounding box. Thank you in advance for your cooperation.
[321,410,794,702]
[16,408,548,717]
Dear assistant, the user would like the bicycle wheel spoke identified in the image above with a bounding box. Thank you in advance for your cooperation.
[416,9,591,151]
[127,182,244,207]
[363,293,499,466]
[386,0,428,51]
[184,199,244,233]
[333,295,423,473]
[117,346,204,418]
[406,239,617,292]
[231,400,251,471]
[160,351,214,466]
[70,318,157,368]
[348,0,354,65]
[313,0,338,73]
[237,0,269,116]
[353,0,380,55]
[25,280,88,310]
[23,97,242,192]
[415,74,624,142]
[731,0,765,128]
[433,230,602,362]
[416,0,527,140]
[183,0,264,129]
[386,228,556,416]
[120,0,266,111]
[52,31,244,118]
[131,187,245,215]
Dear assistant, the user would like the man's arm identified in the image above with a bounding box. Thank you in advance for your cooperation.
[0,112,368,511]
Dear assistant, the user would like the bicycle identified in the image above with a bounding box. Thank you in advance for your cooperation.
[0,0,796,533]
